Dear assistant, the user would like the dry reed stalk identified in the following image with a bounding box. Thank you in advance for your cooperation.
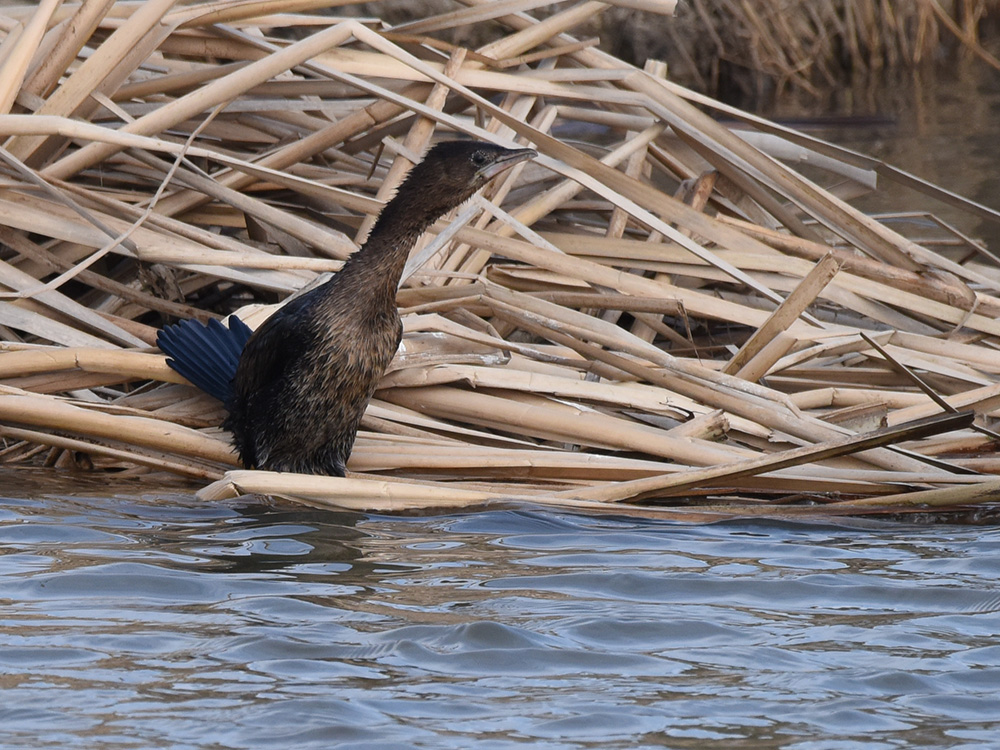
[555,411,975,504]
[0,1,996,520]
[0,423,225,480]
[196,469,525,511]
[723,253,842,375]
[0,387,236,463]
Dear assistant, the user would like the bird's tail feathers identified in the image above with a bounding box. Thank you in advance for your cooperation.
[157,315,253,404]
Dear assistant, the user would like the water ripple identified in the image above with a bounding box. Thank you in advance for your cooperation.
[2,479,1000,749]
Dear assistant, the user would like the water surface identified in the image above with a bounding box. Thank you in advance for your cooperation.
[2,469,1000,750]
[799,63,1000,251]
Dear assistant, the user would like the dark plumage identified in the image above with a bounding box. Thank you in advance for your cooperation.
[158,140,536,476]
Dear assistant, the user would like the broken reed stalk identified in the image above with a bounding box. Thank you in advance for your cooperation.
[0,0,998,520]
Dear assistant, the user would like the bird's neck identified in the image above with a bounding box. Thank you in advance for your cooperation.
[337,191,444,301]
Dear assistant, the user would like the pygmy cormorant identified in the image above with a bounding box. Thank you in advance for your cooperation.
[158,140,537,475]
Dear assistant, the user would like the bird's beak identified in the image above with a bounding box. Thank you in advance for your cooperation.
[480,147,537,180]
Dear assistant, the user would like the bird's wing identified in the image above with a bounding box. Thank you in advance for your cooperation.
[158,316,250,403]
[231,309,312,404]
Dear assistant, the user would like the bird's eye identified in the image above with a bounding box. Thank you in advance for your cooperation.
[471,151,488,166]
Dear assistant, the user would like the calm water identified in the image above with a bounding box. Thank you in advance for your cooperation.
[2,470,1000,750]
[799,63,1000,251]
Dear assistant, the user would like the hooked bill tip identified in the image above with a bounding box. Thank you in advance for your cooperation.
[481,147,537,179]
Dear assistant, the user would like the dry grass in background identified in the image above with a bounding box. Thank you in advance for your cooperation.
[604,0,1000,108]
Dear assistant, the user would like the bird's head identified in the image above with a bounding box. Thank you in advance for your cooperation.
[393,140,537,222]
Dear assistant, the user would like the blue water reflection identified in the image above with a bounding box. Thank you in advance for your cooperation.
[1,475,999,749]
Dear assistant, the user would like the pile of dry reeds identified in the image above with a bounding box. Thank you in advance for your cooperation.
[0,0,999,521]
